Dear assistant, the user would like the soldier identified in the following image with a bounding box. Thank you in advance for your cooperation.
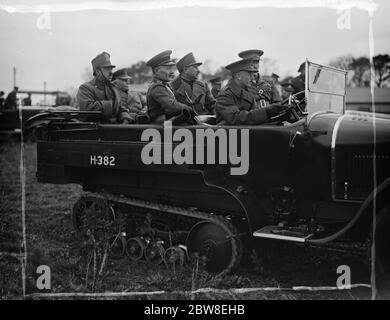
[272,73,282,98]
[112,68,148,124]
[171,52,216,115]
[0,91,5,109]
[280,78,295,100]
[22,93,32,106]
[146,50,193,123]
[215,58,287,125]
[4,86,19,110]
[76,52,127,123]
[290,62,305,101]
[238,49,282,108]
[209,76,222,99]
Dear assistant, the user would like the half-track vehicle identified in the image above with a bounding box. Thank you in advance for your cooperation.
[26,61,390,292]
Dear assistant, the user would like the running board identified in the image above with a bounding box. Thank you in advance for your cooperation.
[253,225,314,243]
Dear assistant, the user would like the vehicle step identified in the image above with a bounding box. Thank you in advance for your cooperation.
[253,225,314,243]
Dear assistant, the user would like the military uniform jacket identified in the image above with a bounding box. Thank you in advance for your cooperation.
[128,90,146,113]
[171,76,216,115]
[76,78,120,120]
[146,78,190,123]
[215,79,269,125]
[111,80,145,123]
[249,78,282,108]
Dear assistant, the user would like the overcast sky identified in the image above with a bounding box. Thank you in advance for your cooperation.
[0,0,389,92]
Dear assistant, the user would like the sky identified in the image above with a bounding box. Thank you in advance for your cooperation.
[0,0,389,93]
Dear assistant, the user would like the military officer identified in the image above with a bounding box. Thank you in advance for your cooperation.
[146,50,193,123]
[171,52,216,115]
[215,58,286,125]
[209,76,222,99]
[290,62,305,101]
[271,73,282,97]
[76,52,126,123]
[280,78,295,100]
[0,91,5,109]
[112,68,148,123]
[4,86,19,110]
[238,49,282,107]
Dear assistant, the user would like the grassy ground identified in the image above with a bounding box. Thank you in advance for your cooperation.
[0,140,372,300]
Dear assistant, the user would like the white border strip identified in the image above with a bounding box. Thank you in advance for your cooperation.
[0,0,379,13]
[26,283,372,298]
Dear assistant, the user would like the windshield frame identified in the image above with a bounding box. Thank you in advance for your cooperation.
[305,60,348,121]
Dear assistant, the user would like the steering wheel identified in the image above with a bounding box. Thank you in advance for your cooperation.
[270,91,305,123]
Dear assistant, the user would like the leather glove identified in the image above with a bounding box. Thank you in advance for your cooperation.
[135,113,150,124]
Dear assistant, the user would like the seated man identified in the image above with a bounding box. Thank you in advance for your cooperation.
[171,52,216,115]
[112,68,148,124]
[215,58,286,125]
[209,76,222,99]
[280,79,295,100]
[238,49,282,108]
[290,62,306,101]
[146,50,193,124]
[76,52,128,123]
[4,87,18,110]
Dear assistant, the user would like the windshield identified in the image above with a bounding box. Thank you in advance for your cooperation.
[306,61,347,117]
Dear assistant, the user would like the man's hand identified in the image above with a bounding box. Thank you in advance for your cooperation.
[182,104,193,113]
[265,104,287,119]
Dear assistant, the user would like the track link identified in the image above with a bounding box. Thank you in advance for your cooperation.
[78,193,244,275]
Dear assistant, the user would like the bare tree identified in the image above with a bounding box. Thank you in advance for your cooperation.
[350,57,370,87]
[373,54,390,87]
[127,61,152,84]
[329,54,354,70]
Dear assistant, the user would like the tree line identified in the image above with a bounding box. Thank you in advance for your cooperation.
[329,54,390,88]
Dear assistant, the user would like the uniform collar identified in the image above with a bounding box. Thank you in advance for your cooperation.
[227,79,245,97]
[92,76,110,89]
[153,77,169,85]
[227,79,254,103]
[180,74,195,85]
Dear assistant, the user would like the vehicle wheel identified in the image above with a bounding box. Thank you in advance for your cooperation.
[374,205,390,299]
[108,235,126,259]
[186,219,243,275]
[144,241,165,265]
[126,237,146,261]
[72,196,117,240]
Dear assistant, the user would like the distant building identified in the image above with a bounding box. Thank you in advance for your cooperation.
[346,87,390,114]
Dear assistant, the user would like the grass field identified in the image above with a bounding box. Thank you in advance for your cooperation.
[0,140,373,300]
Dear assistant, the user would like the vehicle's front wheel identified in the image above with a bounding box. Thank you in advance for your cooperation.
[374,205,390,299]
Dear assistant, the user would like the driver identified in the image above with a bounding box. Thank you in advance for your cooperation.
[290,62,305,101]
[215,58,287,125]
